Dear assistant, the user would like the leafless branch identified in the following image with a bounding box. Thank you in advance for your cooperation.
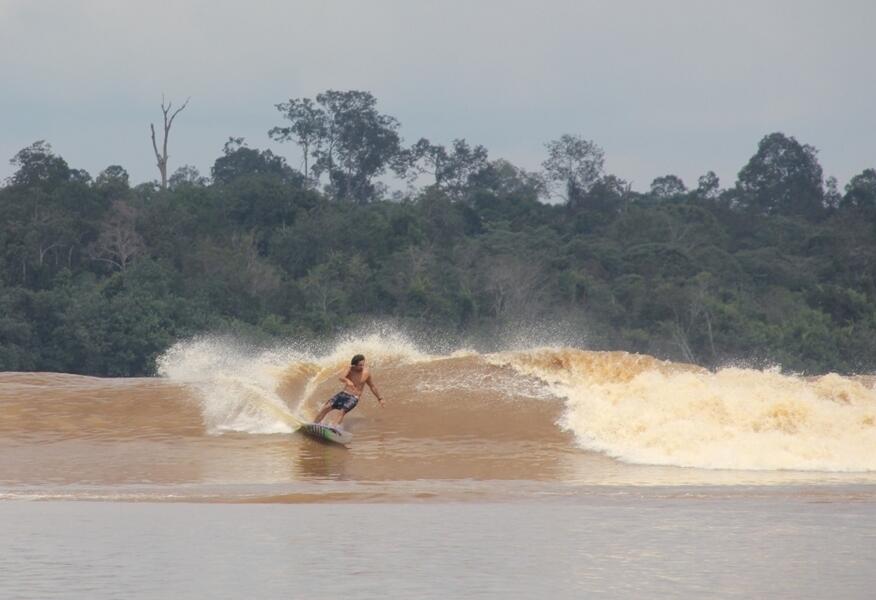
[150,95,190,189]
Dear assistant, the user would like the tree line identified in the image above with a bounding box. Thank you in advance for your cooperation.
[1,90,875,376]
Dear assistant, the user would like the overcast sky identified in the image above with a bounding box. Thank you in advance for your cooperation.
[2,0,874,191]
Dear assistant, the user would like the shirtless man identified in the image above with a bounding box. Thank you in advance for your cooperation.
[314,354,385,428]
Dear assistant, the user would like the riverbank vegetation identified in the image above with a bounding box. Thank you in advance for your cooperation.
[2,91,875,375]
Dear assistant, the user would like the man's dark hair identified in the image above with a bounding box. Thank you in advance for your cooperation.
[351,354,365,366]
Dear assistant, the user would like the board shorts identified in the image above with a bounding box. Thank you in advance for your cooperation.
[330,391,359,413]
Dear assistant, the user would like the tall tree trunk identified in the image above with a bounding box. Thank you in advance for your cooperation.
[150,95,190,189]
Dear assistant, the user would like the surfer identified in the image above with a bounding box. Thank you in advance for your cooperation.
[314,354,385,427]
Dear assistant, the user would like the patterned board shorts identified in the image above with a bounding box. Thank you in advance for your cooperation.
[330,392,359,413]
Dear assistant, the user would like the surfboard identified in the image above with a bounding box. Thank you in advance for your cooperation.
[299,422,353,445]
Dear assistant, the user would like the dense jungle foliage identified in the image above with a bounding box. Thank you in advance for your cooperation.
[2,91,875,375]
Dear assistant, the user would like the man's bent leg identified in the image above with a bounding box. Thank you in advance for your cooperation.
[313,402,334,424]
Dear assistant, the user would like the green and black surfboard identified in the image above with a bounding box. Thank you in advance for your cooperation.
[299,422,353,445]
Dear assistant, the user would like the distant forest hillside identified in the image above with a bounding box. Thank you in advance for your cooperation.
[2,90,875,376]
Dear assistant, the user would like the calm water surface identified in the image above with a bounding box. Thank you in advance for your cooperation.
[2,497,875,599]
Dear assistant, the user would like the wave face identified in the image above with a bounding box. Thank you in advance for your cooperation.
[2,332,876,498]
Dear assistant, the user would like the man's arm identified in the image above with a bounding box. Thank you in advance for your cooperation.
[366,375,385,406]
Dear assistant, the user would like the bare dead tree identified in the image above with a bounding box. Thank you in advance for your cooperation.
[89,201,144,271]
[669,275,717,365]
[483,255,549,321]
[150,95,190,189]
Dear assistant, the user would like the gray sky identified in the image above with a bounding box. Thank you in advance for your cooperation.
[2,0,874,192]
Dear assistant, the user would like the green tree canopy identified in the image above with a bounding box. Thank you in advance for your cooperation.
[736,132,825,220]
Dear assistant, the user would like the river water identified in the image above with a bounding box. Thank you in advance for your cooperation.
[2,499,874,599]
[2,333,875,597]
